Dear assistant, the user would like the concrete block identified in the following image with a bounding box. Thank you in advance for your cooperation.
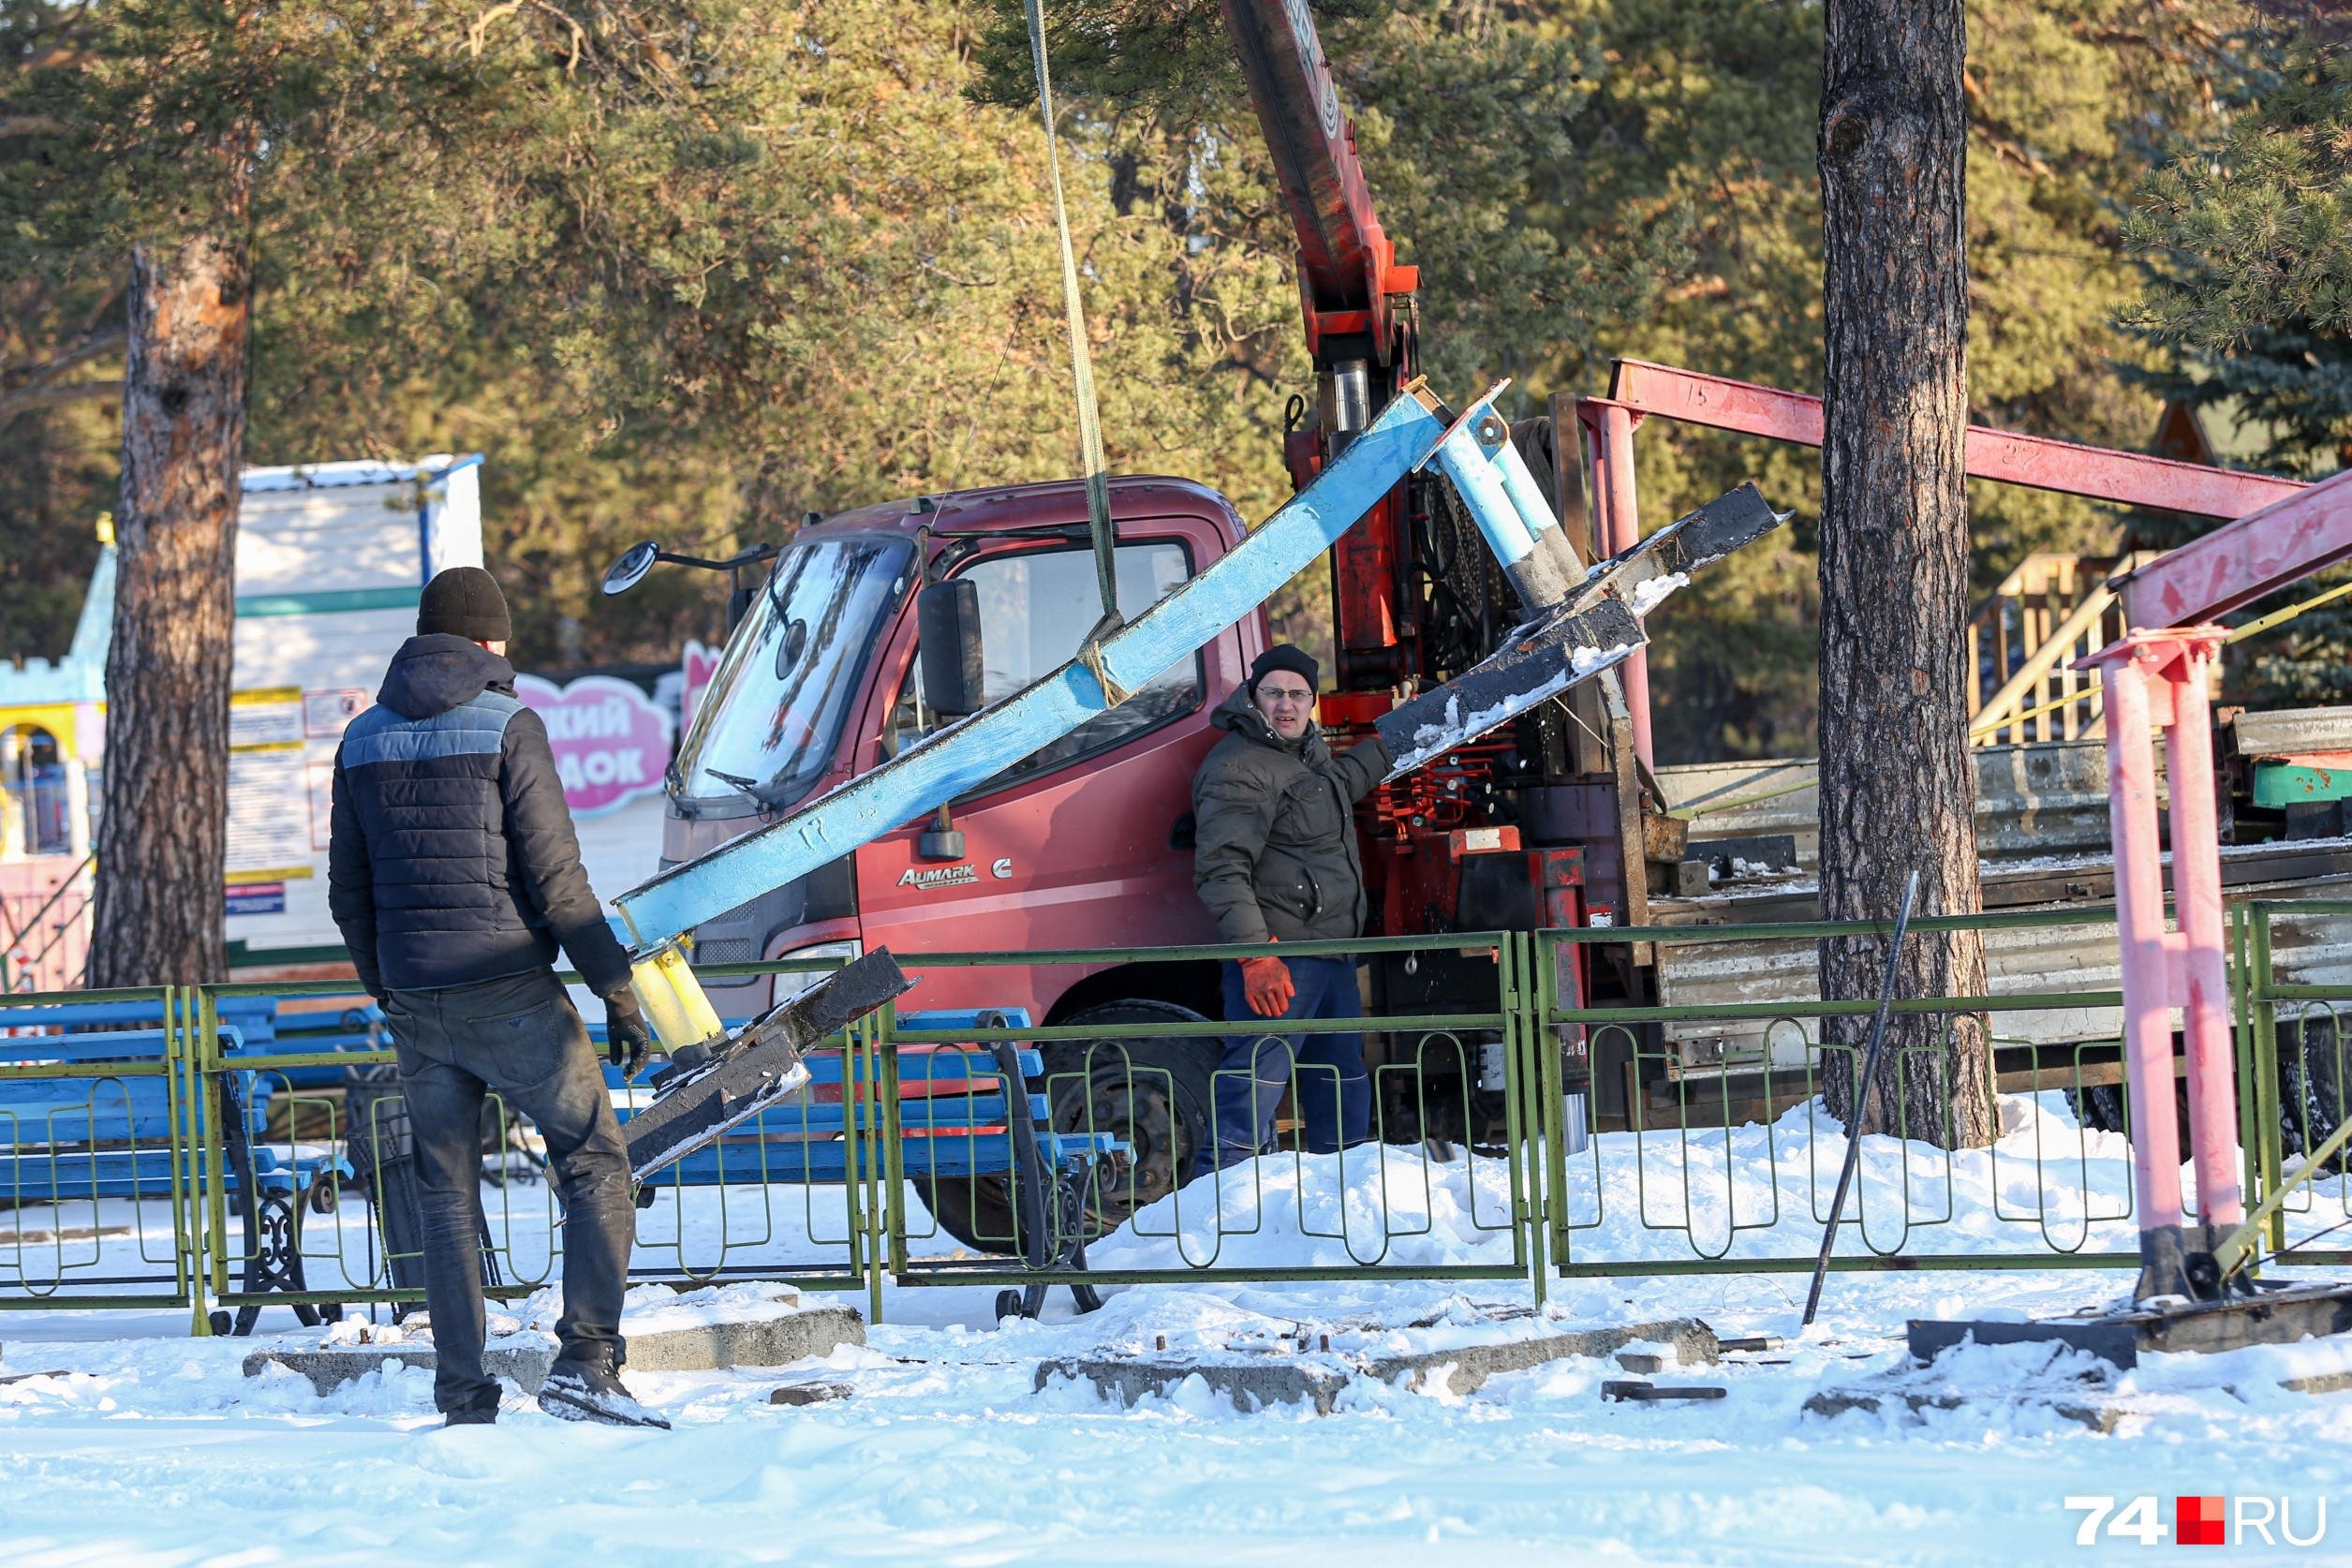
[1036,1355,1353,1414]
[623,1308,866,1372]
[2274,1369,2352,1396]
[1368,1317,1719,1397]
[1802,1384,2120,1433]
[1038,1316,1719,1411]
[244,1340,556,1397]
[244,1306,866,1396]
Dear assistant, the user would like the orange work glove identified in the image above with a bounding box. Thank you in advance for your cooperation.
[1240,940,1294,1018]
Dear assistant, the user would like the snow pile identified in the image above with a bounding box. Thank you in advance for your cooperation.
[13,1096,2352,1561]
[511,1279,808,1337]
[1551,1090,2158,1265]
[1091,1144,1522,1273]
[1625,570,1688,617]
[1090,1091,2319,1281]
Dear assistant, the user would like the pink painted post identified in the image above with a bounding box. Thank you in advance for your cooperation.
[1591,401,1654,770]
[2096,648,2191,1299]
[2160,632,2244,1240]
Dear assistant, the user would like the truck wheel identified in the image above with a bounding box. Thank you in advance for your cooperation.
[920,1001,1219,1255]
[925,1173,1022,1256]
[1040,1000,1219,1233]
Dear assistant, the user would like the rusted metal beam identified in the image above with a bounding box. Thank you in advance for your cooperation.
[1606,359,2304,521]
[2111,467,2352,629]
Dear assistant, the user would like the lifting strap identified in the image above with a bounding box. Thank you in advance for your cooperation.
[1022,0,1125,676]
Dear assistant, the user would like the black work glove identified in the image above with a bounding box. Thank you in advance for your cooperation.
[604,988,656,1082]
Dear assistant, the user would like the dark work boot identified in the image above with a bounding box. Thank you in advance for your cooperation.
[538,1354,671,1429]
[443,1406,498,1427]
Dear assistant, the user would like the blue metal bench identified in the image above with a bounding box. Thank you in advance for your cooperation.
[626,1009,1120,1318]
[0,1014,348,1331]
[324,999,1121,1320]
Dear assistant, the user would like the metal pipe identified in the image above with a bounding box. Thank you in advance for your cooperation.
[2099,652,2189,1298]
[1488,417,1588,586]
[1591,403,1654,769]
[1429,421,1568,610]
[1319,361,1371,457]
[2164,635,2243,1240]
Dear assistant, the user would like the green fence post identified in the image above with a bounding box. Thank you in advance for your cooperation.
[189,986,222,1336]
[164,985,200,1327]
[879,1000,910,1280]
[856,1020,885,1327]
[2251,905,2287,1251]
[2234,903,2261,1272]
[1497,931,1533,1306]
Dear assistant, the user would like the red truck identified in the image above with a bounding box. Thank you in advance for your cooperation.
[643,456,1593,1246]
[612,4,1608,1241]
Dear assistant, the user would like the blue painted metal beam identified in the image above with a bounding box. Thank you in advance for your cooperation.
[1420,393,1581,609]
[614,380,1482,947]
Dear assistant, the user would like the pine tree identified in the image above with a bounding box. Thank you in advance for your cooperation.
[2125,19,2352,707]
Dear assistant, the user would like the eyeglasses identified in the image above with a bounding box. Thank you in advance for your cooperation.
[1257,685,1314,705]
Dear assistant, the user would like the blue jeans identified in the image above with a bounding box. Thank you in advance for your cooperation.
[1209,955,1369,1170]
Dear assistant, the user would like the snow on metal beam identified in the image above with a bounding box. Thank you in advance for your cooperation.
[1605,359,2303,521]
[1374,481,1785,774]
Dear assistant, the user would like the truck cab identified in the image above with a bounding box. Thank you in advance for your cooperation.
[658,476,1265,1220]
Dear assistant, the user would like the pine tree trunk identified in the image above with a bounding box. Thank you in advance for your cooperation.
[87,234,251,988]
[1814,0,1993,1148]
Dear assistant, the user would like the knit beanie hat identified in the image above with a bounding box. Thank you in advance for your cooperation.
[418,566,512,643]
[1247,643,1319,697]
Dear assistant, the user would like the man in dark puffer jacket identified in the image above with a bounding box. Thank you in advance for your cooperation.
[329,566,665,1429]
[1191,644,1390,1170]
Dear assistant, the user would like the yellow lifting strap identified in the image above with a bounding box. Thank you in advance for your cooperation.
[1022,0,1127,684]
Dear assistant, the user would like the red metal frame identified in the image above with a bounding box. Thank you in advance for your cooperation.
[1605,359,2305,518]
[2080,629,2240,1297]
[2113,466,2352,629]
[1575,360,2307,769]
[1580,357,2331,1297]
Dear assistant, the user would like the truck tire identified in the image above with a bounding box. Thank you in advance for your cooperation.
[1041,1000,1220,1233]
[922,1001,1219,1256]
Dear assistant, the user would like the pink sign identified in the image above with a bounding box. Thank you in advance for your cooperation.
[513,674,674,817]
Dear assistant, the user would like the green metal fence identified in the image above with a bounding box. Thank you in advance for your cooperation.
[199,958,894,1329]
[877,931,1546,1295]
[0,985,205,1315]
[10,901,2351,1332]
[1532,910,2159,1280]
[2238,899,2352,1270]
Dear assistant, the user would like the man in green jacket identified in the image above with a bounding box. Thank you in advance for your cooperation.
[1192,645,1391,1170]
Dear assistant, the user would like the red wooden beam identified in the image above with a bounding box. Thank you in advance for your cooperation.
[1606,359,2304,522]
[2112,466,2352,628]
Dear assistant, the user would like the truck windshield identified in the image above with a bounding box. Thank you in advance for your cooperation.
[673,535,912,810]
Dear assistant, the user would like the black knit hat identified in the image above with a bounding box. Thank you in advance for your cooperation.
[418,566,511,643]
[1247,643,1319,697]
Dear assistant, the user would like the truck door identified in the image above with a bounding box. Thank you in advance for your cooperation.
[857,536,1230,1015]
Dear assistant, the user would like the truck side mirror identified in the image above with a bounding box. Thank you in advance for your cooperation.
[917,580,985,717]
[602,540,660,596]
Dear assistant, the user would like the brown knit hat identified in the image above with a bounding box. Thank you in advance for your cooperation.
[418,566,511,643]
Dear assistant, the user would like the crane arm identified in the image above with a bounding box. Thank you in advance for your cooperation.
[1220,0,1416,365]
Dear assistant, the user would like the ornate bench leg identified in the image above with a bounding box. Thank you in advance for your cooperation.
[232,1191,316,1335]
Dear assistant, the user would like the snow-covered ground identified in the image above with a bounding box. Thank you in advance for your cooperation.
[7,1094,2352,1564]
